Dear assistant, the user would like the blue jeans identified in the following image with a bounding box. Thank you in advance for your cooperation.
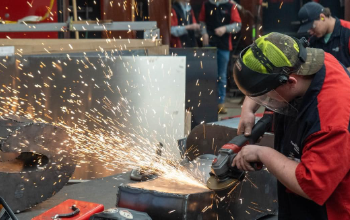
[217,49,230,104]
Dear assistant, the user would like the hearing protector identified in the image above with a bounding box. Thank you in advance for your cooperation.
[321,17,325,21]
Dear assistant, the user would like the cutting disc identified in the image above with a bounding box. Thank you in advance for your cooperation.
[206,176,239,191]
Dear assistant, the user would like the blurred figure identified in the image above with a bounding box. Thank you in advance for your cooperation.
[170,0,200,48]
[298,2,350,71]
[199,0,242,114]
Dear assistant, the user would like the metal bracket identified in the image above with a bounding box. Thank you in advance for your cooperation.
[0,21,159,39]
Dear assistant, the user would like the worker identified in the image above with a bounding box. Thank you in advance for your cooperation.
[232,32,350,219]
[170,0,200,48]
[298,2,350,71]
[199,0,242,114]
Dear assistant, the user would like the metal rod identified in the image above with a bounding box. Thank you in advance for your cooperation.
[72,0,79,39]
[0,21,157,32]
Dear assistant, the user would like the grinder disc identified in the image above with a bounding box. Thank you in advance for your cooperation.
[206,176,239,191]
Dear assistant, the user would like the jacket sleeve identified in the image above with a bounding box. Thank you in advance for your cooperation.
[191,9,197,24]
[295,129,350,205]
[199,3,208,35]
[225,2,242,33]
[171,8,187,37]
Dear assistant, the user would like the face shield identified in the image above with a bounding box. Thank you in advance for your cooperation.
[248,90,299,116]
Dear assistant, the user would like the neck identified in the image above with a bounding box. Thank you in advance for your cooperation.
[295,75,313,97]
[326,17,336,34]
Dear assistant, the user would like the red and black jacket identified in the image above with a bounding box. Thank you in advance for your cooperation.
[274,52,350,219]
[309,18,350,67]
[199,1,241,51]
[170,2,197,48]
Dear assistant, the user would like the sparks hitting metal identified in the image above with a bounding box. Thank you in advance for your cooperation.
[0,54,206,194]
[207,113,273,191]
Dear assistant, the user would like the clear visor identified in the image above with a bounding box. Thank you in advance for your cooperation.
[249,90,298,116]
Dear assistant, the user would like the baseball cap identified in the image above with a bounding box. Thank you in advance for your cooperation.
[233,32,324,97]
[298,2,324,33]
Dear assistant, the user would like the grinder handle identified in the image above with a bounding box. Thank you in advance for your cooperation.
[228,113,273,170]
[228,113,273,146]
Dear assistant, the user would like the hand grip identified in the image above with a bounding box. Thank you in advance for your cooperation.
[250,162,263,170]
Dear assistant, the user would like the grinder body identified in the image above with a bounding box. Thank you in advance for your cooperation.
[207,112,273,190]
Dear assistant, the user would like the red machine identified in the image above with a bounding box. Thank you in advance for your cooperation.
[0,0,59,38]
[32,199,104,220]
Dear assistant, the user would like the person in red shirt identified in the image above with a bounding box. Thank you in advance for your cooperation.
[233,32,350,219]
[170,0,200,48]
[199,0,241,114]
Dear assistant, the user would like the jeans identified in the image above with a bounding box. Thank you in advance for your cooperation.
[217,49,230,104]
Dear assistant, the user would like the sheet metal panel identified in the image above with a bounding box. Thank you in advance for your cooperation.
[0,54,186,180]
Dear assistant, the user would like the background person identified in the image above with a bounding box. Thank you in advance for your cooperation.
[298,2,350,71]
[170,0,200,48]
[199,0,242,114]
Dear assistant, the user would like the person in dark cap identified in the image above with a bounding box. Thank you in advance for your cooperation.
[232,32,350,219]
[298,2,350,71]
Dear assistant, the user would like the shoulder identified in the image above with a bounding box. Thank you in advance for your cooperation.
[317,53,350,130]
[340,19,350,30]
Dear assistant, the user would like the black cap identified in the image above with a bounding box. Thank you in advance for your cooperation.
[298,2,324,33]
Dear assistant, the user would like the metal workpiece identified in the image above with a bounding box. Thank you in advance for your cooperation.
[69,21,157,32]
[117,177,216,220]
[0,117,76,212]
[0,23,67,32]
[117,158,278,220]
[183,156,277,219]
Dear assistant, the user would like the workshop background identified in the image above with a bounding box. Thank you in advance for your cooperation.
[0,0,349,220]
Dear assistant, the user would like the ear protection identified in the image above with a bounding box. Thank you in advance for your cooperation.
[321,17,325,21]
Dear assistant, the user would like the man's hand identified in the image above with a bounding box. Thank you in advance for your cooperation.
[347,67,350,73]
[202,33,209,46]
[215,26,226,37]
[237,97,259,136]
[237,110,255,136]
[232,145,262,171]
[186,23,201,31]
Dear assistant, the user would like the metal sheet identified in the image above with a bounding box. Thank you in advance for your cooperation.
[70,21,157,32]
[0,22,157,32]
[169,48,218,129]
[0,55,186,180]
[0,117,75,212]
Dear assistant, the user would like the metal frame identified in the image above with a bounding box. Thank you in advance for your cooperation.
[0,21,159,39]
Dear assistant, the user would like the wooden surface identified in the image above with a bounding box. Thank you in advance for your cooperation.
[0,39,168,55]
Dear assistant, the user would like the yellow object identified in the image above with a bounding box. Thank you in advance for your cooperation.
[2,0,54,24]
